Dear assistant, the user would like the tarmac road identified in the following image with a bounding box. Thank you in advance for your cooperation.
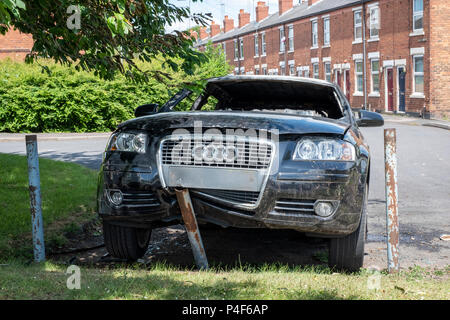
[1,120,449,269]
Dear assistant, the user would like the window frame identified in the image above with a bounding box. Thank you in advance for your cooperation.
[370,59,380,94]
[324,62,332,82]
[261,32,266,56]
[323,17,330,46]
[234,39,238,61]
[288,25,294,52]
[413,0,424,32]
[412,54,424,94]
[254,34,259,57]
[279,26,285,53]
[369,5,380,39]
[354,60,364,94]
[311,20,318,48]
[354,10,362,42]
[312,63,319,79]
[239,38,244,60]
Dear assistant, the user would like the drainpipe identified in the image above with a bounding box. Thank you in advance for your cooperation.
[362,0,368,110]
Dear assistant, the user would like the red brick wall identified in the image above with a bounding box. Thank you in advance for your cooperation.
[429,0,450,119]
[0,29,33,60]
[210,0,441,116]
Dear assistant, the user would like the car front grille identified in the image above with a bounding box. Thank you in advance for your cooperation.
[272,199,316,215]
[161,135,273,170]
[193,189,260,206]
[122,191,160,209]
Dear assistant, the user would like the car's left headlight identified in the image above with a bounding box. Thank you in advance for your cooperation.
[293,138,355,161]
[108,132,147,154]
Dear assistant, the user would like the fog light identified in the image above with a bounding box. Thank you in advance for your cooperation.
[314,201,334,217]
[107,190,123,206]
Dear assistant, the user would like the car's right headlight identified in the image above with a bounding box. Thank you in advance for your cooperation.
[293,138,355,161]
[107,132,147,154]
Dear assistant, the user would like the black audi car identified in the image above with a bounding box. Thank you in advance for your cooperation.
[97,75,384,271]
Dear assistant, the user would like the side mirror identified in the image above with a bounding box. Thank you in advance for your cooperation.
[134,103,159,118]
[356,110,384,127]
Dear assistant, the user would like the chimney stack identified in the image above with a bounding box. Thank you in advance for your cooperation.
[223,15,235,33]
[210,21,221,37]
[238,9,250,28]
[279,0,293,16]
[199,26,208,40]
[256,1,269,22]
[189,30,198,41]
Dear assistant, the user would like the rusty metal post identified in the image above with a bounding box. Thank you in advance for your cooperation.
[175,189,209,270]
[25,135,46,262]
[384,129,399,273]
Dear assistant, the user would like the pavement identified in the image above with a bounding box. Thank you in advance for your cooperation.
[1,116,449,270]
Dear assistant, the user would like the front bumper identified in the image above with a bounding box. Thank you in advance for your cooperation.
[98,161,366,237]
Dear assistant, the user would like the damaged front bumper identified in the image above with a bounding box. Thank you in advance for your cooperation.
[97,159,367,237]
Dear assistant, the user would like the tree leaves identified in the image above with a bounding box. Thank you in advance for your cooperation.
[3,0,212,82]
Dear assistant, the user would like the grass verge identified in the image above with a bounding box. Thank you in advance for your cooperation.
[0,262,448,300]
[0,153,98,261]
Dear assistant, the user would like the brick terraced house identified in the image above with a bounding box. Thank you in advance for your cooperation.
[0,29,32,60]
[195,0,450,119]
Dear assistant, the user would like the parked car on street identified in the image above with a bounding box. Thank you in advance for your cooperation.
[97,75,384,271]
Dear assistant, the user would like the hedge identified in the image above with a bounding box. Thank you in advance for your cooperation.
[0,47,231,132]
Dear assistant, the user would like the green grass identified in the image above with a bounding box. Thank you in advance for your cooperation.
[0,154,98,261]
[0,262,448,300]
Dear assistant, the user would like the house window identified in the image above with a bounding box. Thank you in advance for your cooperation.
[354,10,362,41]
[311,20,318,47]
[413,0,423,31]
[239,38,244,59]
[280,64,286,76]
[288,25,294,51]
[297,69,303,77]
[313,63,319,79]
[304,69,310,78]
[262,67,267,75]
[369,5,380,39]
[355,60,364,93]
[254,34,259,57]
[371,59,380,93]
[221,42,226,59]
[413,55,424,93]
[323,18,330,46]
[324,62,331,82]
[261,33,266,56]
[289,64,296,76]
[279,27,285,52]
[255,67,260,75]
[234,39,238,60]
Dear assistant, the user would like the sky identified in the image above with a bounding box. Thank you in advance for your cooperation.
[167,0,281,32]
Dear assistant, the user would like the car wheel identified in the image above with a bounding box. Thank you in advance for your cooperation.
[328,187,367,272]
[103,221,152,261]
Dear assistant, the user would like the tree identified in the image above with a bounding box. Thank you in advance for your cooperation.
[0,0,211,82]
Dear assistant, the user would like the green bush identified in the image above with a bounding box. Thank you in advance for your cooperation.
[0,45,231,132]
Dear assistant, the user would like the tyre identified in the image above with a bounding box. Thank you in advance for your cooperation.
[103,221,152,261]
[328,187,368,272]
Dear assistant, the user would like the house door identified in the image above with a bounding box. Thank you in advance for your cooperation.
[345,70,351,101]
[387,68,394,111]
[398,67,406,112]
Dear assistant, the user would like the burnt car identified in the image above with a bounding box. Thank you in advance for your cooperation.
[97,75,384,271]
